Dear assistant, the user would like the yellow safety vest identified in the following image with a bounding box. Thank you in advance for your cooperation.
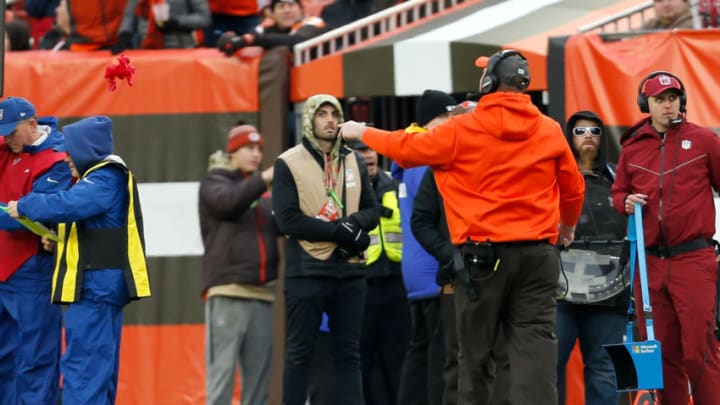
[366,189,402,265]
[51,159,151,304]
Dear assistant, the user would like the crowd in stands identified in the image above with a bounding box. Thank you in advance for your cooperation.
[2,0,397,53]
[3,0,718,54]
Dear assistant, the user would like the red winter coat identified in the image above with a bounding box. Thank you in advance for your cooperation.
[611,118,720,247]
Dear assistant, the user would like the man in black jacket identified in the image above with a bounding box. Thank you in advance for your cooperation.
[217,0,326,55]
[347,139,410,405]
[198,124,279,405]
[272,94,379,405]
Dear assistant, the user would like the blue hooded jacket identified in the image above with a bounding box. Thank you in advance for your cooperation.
[18,116,131,305]
[392,163,440,300]
[0,117,72,291]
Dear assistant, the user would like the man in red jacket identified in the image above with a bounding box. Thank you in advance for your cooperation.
[612,71,720,405]
[341,50,585,405]
[0,97,72,404]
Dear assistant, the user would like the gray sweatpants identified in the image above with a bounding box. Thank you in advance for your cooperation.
[206,296,273,405]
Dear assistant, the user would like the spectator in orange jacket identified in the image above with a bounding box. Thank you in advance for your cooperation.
[66,0,127,51]
[341,49,585,405]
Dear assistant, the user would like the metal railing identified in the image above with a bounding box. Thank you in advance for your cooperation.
[577,1,654,33]
[578,0,701,33]
[294,0,471,66]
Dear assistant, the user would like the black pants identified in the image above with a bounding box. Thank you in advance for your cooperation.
[455,242,559,405]
[397,297,444,405]
[441,292,459,405]
[360,276,411,405]
[308,331,335,405]
[283,276,366,405]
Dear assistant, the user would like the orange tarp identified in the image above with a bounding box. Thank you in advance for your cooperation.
[564,30,720,127]
[3,49,260,117]
[114,325,595,404]
[118,325,240,404]
[507,0,647,92]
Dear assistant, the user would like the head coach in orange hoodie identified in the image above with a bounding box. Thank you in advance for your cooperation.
[341,49,585,405]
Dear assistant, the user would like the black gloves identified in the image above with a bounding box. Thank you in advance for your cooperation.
[380,206,394,218]
[217,33,246,57]
[436,260,454,286]
[110,31,134,55]
[157,17,180,32]
[334,218,370,252]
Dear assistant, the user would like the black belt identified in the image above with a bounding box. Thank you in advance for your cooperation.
[645,238,714,258]
[496,239,550,247]
[567,239,625,249]
[366,274,402,285]
[460,239,549,253]
[461,240,549,264]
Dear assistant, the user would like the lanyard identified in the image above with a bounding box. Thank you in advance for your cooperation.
[324,153,344,209]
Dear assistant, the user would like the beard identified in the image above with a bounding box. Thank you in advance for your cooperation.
[578,146,598,168]
[315,128,338,141]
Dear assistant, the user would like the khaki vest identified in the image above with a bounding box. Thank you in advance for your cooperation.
[280,145,363,263]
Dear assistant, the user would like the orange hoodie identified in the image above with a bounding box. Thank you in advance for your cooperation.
[363,92,585,245]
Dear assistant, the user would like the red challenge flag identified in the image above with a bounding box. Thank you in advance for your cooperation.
[104,54,136,92]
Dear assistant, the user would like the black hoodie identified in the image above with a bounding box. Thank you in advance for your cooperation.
[562,111,630,308]
[564,110,626,242]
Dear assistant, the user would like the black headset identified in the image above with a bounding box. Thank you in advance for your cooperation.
[636,71,687,114]
[479,49,529,95]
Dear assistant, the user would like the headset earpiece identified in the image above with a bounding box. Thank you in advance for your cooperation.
[636,71,687,114]
[480,53,501,95]
[479,50,526,95]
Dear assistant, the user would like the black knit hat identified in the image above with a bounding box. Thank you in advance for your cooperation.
[416,90,456,127]
[5,19,32,51]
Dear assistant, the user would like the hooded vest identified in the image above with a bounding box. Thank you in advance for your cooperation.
[51,159,151,303]
[280,144,364,263]
[366,188,402,265]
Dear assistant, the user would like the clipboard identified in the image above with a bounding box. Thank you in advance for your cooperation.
[0,203,60,242]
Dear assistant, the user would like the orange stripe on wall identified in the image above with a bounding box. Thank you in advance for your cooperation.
[3,49,260,117]
[290,0,490,102]
[290,53,344,102]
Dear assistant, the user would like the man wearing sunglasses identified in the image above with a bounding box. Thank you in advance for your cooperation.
[555,111,629,405]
